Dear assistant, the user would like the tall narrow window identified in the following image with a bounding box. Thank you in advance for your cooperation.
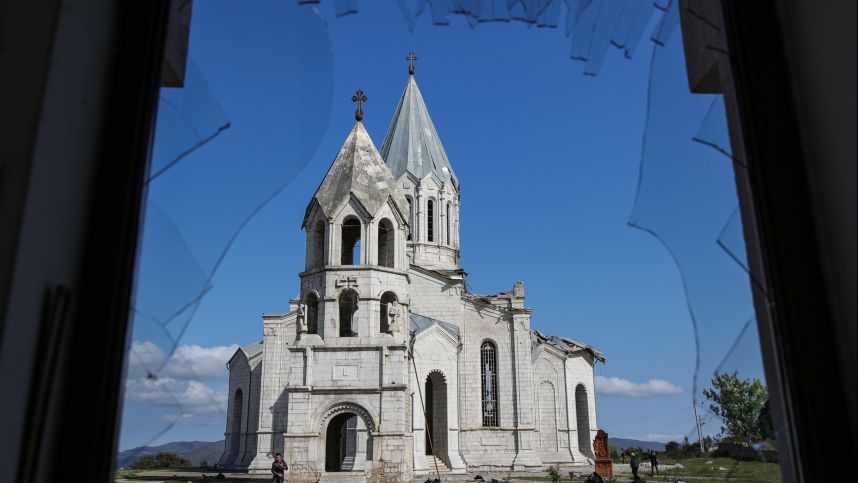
[305,292,319,335]
[427,200,434,242]
[481,341,499,426]
[446,202,451,245]
[312,220,325,268]
[406,196,413,241]
[575,384,591,454]
[228,388,243,462]
[338,289,358,337]
[379,292,397,333]
[377,219,395,268]
[341,217,361,265]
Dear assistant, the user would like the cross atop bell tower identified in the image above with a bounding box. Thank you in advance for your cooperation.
[406,51,417,75]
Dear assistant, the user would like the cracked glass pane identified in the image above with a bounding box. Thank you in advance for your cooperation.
[119,0,333,453]
[693,95,734,161]
[149,59,230,184]
[115,1,782,480]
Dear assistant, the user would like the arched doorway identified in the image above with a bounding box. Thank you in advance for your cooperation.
[325,412,358,472]
[424,371,449,465]
[575,384,591,456]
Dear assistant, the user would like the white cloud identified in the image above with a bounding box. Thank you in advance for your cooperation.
[127,340,238,381]
[125,376,227,415]
[595,376,682,397]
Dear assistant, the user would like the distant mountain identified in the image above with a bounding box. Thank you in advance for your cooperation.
[117,440,224,469]
[609,438,666,452]
[117,437,663,468]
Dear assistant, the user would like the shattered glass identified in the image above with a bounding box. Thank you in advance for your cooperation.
[121,0,334,449]
[118,0,782,477]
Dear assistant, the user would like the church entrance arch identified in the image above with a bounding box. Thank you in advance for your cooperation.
[325,413,357,471]
[318,402,375,473]
[424,371,449,465]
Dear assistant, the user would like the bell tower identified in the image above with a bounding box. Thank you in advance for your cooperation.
[299,91,411,344]
[380,53,461,271]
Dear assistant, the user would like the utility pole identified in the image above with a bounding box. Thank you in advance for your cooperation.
[693,401,705,453]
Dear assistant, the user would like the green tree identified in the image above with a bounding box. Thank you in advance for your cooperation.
[130,452,193,470]
[703,371,768,443]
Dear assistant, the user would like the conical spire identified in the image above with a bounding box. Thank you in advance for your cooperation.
[303,121,410,227]
[380,75,457,187]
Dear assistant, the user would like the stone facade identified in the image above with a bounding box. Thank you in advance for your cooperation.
[219,72,605,480]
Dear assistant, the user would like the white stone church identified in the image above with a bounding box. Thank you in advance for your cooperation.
[219,64,605,479]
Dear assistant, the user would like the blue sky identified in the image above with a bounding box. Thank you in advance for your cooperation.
[119,0,764,451]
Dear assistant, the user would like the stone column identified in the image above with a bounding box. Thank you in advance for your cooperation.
[248,316,287,472]
[509,312,542,467]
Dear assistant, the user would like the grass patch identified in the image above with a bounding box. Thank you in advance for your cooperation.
[650,457,782,482]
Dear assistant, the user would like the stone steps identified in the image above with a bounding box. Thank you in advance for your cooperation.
[317,470,367,483]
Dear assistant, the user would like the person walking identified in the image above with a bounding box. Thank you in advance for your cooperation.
[271,452,287,483]
[629,451,640,481]
[649,450,659,476]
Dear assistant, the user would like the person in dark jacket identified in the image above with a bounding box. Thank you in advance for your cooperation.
[629,451,640,481]
[649,450,659,476]
[271,453,287,483]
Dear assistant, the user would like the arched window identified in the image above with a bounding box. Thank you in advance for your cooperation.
[341,217,361,265]
[305,292,319,335]
[338,289,358,337]
[480,341,499,426]
[406,196,413,241]
[446,202,451,245]
[427,199,435,242]
[228,388,243,461]
[311,220,326,268]
[377,219,395,268]
[575,384,592,455]
[379,291,397,333]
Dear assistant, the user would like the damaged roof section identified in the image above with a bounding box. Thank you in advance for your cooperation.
[467,280,527,310]
[380,75,458,187]
[409,313,460,338]
[304,121,410,227]
[533,330,606,363]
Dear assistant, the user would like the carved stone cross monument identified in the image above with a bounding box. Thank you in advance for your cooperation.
[593,429,613,479]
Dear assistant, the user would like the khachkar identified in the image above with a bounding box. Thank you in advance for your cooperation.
[593,429,613,479]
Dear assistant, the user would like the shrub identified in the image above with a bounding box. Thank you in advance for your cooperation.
[130,452,193,470]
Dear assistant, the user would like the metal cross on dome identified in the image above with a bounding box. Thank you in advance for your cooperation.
[406,51,417,75]
[352,89,367,121]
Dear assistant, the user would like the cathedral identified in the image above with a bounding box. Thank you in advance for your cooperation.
[218,59,605,479]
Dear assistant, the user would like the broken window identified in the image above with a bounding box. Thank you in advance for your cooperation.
[379,291,397,333]
[305,292,319,335]
[377,218,395,268]
[481,340,499,427]
[341,217,361,265]
[338,289,358,337]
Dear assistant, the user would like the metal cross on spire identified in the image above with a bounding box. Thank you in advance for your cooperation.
[406,51,417,75]
[351,89,367,121]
